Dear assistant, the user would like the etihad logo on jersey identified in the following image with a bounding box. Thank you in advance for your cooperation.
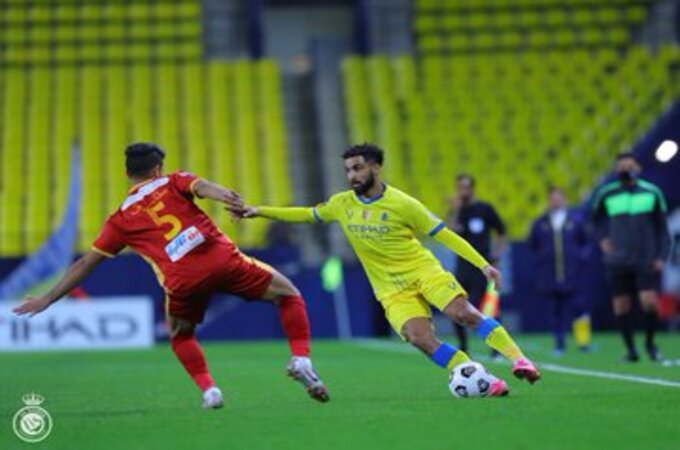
[122,177,170,211]
[347,224,391,234]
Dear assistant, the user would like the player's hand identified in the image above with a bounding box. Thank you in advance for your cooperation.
[482,265,502,290]
[12,296,51,317]
[221,189,244,210]
[600,238,613,254]
[653,259,665,272]
[239,206,261,219]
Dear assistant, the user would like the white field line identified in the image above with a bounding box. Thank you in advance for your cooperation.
[352,339,680,389]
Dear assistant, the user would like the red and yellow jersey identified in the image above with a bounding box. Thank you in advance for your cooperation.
[92,171,238,295]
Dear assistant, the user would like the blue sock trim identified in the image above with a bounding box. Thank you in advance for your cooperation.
[478,317,501,340]
[431,343,458,368]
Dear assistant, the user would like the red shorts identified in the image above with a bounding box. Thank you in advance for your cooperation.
[165,250,274,324]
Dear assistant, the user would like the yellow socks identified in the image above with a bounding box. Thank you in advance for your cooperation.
[431,343,471,371]
[573,314,592,349]
[478,318,525,361]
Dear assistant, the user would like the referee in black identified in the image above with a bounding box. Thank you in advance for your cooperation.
[592,152,670,362]
[447,174,506,356]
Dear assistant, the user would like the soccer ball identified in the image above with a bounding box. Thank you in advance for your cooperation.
[448,362,494,398]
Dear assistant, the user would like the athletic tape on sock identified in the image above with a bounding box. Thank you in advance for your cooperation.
[477,317,501,340]
[431,343,458,368]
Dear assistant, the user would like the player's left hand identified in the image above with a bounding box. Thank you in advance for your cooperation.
[482,265,502,290]
[12,296,51,317]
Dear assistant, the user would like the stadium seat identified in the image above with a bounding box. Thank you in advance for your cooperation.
[181,63,209,178]
[25,68,52,250]
[104,65,128,213]
[80,65,104,251]
[1,1,204,66]
[206,62,239,240]
[0,69,26,255]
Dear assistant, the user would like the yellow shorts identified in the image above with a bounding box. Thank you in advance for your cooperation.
[379,268,468,337]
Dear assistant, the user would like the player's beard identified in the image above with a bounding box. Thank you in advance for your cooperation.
[352,172,375,196]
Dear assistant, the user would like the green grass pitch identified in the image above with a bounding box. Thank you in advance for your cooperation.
[1,333,679,450]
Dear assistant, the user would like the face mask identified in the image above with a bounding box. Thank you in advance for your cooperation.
[618,170,638,183]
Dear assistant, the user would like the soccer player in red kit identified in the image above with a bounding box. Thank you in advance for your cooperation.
[13,142,329,408]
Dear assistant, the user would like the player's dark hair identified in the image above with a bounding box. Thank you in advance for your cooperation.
[342,143,384,165]
[615,152,638,163]
[125,142,166,177]
[456,173,476,187]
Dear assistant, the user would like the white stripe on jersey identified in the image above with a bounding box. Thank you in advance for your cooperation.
[121,177,170,211]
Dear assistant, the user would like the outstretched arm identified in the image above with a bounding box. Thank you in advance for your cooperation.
[240,205,323,224]
[193,179,244,212]
[13,250,106,317]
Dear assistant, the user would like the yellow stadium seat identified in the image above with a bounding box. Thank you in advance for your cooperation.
[155,3,177,20]
[129,44,152,60]
[79,24,100,41]
[5,26,27,44]
[79,44,101,61]
[52,67,78,227]
[80,5,103,21]
[154,22,177,39]
[25,67,52,250]
[55,5,78,21]
[129,23,153,40]
[29,6,51,24]
[105,65,128,213]
[79,65,105,250]
[55,26,78,42]
[102,43,128,64]
[105,4,126,20]
[129,64,154,140]
[177,2,202,18]
[55,45,78,63]
[1,68,27,254]
[179,42,202,59]
[6,7,28,23]
[128,4,152,20]
[102,23,126,41]
[206,62,239,239]
[180,63,209,178]
[624,6,647,24]
[178,20,203,38]
[156,64,182,171]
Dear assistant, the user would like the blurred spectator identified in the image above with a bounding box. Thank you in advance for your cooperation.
[528,187,591,356]
[446,174,506,356]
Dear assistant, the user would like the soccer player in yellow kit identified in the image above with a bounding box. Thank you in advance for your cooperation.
[239,144,541,396]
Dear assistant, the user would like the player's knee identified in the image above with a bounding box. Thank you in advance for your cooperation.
[170,318,196,337]
[267,271,300,300]
[280,282,300,298]
[447,300,481,328]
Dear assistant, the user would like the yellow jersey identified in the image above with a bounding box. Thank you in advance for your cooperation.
[259,184,489,300]
[313,185,455,298]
